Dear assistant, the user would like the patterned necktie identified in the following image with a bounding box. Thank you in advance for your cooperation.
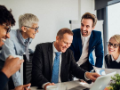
[51,52,61,83]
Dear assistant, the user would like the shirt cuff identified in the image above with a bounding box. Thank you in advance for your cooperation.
[42,82,50,89]
[84,72,90,80]
[12,71,22,87]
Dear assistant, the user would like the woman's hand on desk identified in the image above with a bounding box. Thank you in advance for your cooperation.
[44,83,55,90]
[85,72,100,82]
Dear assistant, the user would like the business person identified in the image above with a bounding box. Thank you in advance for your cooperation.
[69,12,104,71]
[32,28,100,90]
[105,35,120,68]
[0,13,39,89]
[0,5,30,90]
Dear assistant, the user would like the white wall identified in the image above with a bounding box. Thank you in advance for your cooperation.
[0,0,78,50]
[108,2,120,40]
[0,0,103,51]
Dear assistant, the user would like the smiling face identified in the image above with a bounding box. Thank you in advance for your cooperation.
[81,18,94,37]
[55,33,73,53]
[108,38,120,56]
[0,24,10,47]
[21,23,39,39]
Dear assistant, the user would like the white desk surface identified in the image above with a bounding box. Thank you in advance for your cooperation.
[30,80,87,90]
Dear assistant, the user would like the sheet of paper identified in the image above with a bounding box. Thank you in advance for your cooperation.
[93,66,120,74]
[93,66,106,75]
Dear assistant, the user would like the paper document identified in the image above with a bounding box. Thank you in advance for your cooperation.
[93,66,120,74]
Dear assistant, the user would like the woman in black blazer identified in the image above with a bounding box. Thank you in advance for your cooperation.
[105,35,120,68]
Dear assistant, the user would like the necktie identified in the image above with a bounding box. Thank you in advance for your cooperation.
[51,52,61,83]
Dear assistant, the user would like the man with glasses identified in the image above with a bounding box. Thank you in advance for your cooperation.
[32,28,100,89]
[0,13,39,89]
[0,5,31,90]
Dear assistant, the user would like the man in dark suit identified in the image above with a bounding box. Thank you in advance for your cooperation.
[69,12,104,71]
[32,28,100,90]
[0,5,30,90]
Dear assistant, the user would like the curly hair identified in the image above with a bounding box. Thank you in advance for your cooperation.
[0,5,15,26]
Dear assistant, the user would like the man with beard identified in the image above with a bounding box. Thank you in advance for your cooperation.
[69,12,104,72]
[0,5,30,90]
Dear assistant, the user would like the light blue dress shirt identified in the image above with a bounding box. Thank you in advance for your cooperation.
[0,29,32,87]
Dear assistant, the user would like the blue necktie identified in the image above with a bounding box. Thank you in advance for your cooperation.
[51,52,61,83]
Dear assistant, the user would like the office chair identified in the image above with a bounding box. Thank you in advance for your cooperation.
[23,53,33,84]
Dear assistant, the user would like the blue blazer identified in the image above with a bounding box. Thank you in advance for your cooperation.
[69,28,104,70]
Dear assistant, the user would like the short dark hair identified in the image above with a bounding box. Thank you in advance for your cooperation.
[0,5,15,26]
[57,28,73,39]
[81,12,97,27]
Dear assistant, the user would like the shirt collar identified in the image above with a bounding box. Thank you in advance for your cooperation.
[53,42,61,53]
[111,55,120,63]
[18,29,32,44]
[81,32,91,41]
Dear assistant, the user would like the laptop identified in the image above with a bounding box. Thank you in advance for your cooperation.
[69,72,116,90]
[90,72,116,90]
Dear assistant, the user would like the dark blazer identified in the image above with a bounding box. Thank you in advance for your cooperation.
[105,54,120,69]
[69,28,104,70]
[32,42,86,88]
[0,71,8,90]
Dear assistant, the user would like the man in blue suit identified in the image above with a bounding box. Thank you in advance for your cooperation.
[69,12,103,71]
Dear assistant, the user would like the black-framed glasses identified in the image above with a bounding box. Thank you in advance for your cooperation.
[24,26,39,32]
[107,42,120,48]
[2,24,11,34]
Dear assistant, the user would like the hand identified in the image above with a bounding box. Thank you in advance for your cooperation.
[1,55,24,78]
[14,83,31,90]
[44,83,55,90]
[85,72,100,82]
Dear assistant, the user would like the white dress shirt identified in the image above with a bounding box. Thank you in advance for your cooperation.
[111,55,120,63]
[77,33,91,66]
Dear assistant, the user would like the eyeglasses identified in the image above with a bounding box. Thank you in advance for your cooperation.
[24,26,39,32]
[2,24,11,34]
[107,42,120,48]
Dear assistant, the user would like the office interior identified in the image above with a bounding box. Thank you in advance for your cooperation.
[1,0,120,89]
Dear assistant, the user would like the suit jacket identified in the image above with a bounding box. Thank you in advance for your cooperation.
[0,71,8,90]
[32,42,86,88]
[69,28,104,71]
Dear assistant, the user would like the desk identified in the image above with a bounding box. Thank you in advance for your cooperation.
[30,81,87,90]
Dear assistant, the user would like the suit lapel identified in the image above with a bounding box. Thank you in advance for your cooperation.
[88,31,94,54]
[61,53,66,81]
[48,43,53,72]
[79,30,82,56]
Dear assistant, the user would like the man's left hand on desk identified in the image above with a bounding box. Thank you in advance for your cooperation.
[85,72,100,82]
